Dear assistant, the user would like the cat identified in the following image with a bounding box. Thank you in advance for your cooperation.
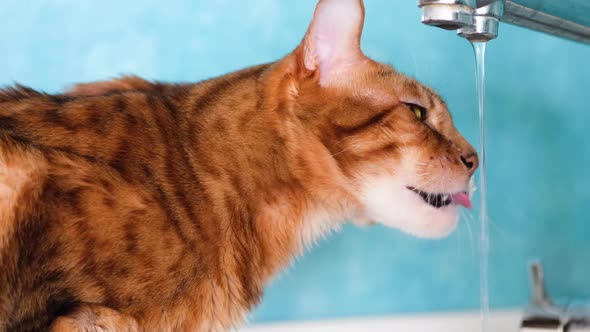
[0,0,478,331]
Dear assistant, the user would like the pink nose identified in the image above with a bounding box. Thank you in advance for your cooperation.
[460,153,479,177]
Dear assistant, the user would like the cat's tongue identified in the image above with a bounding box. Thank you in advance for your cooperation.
[451,192,472,209]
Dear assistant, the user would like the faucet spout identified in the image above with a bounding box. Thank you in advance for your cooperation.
[418,0,503,41]
[418,0,590,45]
[458,1,504,42]
[476,0,500,8]
[418,0,476,30]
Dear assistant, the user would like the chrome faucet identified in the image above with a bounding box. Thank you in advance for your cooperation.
[457,1,503,42]
[418,0,503,42]
[418,0,590,44]
[418,0,475,31]
[520,261,563,331]
[520,261,590,332]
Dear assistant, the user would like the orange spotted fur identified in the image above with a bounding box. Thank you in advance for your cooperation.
[0,0,478,331]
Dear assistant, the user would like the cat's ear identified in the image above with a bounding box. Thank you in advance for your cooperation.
[297,0,367,85]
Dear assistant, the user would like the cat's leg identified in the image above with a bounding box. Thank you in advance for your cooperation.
[50,303,139,332]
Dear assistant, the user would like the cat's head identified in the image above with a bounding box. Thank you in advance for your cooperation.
[276,0,478,238]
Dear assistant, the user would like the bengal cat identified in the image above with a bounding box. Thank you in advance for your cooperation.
[0,0,478,331]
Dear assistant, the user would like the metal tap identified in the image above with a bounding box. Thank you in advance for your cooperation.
[457,1,503,42]
[418,0,476,31]
[520,261,563,331]
[520,261,590,332]
[418,0,503,41]
[418,0,590,45]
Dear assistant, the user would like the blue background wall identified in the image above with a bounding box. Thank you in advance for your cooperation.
[2,0,589,324]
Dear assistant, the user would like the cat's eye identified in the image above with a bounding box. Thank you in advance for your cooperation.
[406,103,427,121]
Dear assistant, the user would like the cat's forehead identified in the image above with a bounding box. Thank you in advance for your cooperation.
[379,67,444,106]
[346,63,447,112]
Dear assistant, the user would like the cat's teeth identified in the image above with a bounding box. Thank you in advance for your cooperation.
[469,177,477,196]
[442,194,449,201]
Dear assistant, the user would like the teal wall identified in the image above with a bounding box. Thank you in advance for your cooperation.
[2,0,589,323]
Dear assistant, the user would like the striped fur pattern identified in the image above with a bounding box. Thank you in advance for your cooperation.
[0,0,478,331]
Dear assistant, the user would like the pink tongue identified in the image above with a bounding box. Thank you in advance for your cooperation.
[451,192,472,209]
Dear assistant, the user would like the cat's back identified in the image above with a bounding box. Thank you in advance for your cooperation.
[0,62,271,263]
[0,87,175,330]
[0,63,274,331]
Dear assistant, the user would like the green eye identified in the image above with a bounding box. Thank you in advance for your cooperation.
[408,103,426,121]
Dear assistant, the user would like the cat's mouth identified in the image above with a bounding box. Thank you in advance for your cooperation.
[406,187,472,209]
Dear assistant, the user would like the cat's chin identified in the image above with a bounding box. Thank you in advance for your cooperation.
[359,177,461,239]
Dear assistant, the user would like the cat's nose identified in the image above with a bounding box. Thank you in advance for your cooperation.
[460,153,479,177]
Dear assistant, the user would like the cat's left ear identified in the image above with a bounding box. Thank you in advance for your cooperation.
[297,0,367,85]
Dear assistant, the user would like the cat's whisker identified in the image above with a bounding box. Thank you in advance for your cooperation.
[413,176,435,190]
[384,130,409,150]
[329,145,357,158]
[406,173,430,181]
[462,208,475,221]
[455,214,462,263]
[487,216,519,244]
[334,135,356,146]
[408,177,429,185]
[406,176,434,192]
[460,210,476,258]
[415,162,436,168]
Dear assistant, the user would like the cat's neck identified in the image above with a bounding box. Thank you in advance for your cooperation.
[175,63,358,317]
